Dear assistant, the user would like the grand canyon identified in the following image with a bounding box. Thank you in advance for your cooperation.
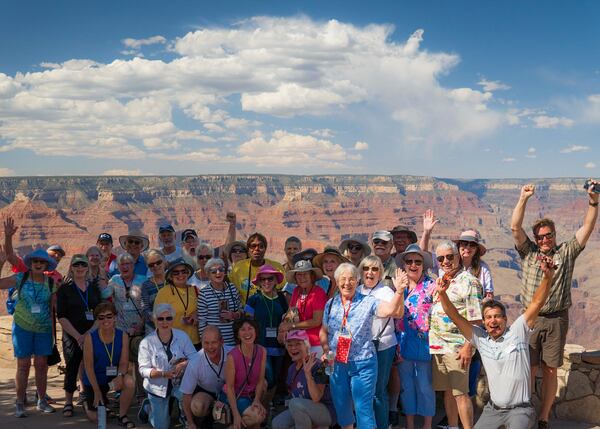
[1,175,598,348]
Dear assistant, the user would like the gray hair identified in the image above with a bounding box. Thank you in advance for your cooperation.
[116,252,134,266]
[358,255,384,282]
[153,303,175,319]
[197,242,214,256]
[205,257,225,272]
[145,248,166,264]
[333,262,360,284]
[436,240,458,255]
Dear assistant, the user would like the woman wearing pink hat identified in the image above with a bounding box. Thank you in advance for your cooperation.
[245,265,289,392]
[455,229,494,300]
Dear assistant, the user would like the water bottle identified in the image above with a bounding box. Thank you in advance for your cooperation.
[97,402,107,429]
[325,350,335,376]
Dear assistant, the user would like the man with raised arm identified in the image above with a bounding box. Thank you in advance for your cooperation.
[436,255,556,429]
[510,180,599,429]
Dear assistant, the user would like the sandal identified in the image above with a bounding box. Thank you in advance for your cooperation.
[118,415,136,428]
[62,403,74,418]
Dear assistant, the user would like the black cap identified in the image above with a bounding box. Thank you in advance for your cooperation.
[97,233,113,244]
[181,228,198,241]
[159,224,175,233]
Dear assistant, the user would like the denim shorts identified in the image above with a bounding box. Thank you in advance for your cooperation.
[12,322,53,358]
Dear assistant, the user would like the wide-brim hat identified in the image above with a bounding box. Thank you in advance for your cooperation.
[286,329,309,342]
[252,264,284,286]
[24,248,58,271]
[313,246,350,269]
[389,225,418,243]
[70,254,90,266]
[224,240,248,256]
[165,257,194,280]
[398,243,433,270]
[47,244,66,257]
[285,260,323,284]
[339,237,372,256]
[291,248,318,265]
[453,229,487,256]
[118,230,150,251]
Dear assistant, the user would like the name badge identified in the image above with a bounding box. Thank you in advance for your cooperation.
[85,311,94,321]
[266,327,277,338]
[31,304,41,314]
[106,366,118,376]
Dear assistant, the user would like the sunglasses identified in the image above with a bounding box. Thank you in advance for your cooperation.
[97,314,115,321]
[127,239,142,245]
[147,260,163,268]
[436,254,455,263]
[362,266,380,272]
[248,243,266,250]
[72,262,88,268]
[373,239,389,245]
[209,267,226,274]
[404,259,423,266]
[197,255,211,260]
[31,259,48,265]
[535,232,555,241]
[157,316,174,322]
[459,241,478,248]
[171,269,189,276]
[259,276,276,282]
[231,247,246,254]
[348,244,363,251]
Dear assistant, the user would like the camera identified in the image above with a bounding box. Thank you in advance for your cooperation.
[584,179,600,194]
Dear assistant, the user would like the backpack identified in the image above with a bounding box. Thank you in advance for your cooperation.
[6,271,53,315]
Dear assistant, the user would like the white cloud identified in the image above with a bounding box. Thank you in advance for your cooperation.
[122,35,166,49]
[585,162,596,169]
[502,157,516,162]
[354,141,369,151]
[531,115,574,129]
[102,169,143,176]
[526,147,536,158]
[560,145,590,154]
[0,167,16,176]
[477,78,511,92]
[310,129,334,138]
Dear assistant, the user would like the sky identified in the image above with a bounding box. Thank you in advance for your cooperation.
[0,0,599,179]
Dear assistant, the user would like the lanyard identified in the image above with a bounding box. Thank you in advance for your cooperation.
[341,296,352,330]
[209,282,237,311]
[172,285,190,315]
[159,332,173,358]
[204,347,225,381]
[241,345,257,383]
[297,287,313,318]
[30,277,48,304]
[101,332,115,366]
[288,363,304,394]
[259,292,276,326]
[73,281,89,310]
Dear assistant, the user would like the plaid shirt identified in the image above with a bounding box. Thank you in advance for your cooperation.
[517,236,583,314]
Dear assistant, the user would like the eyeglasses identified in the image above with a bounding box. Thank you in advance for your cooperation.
[197,255,211,260]
[231,247,246,254]
[248,243,266,250]
[535,232,555,241]
[373,239,389,246]
[259,276,276,282]
[147,260,163,268]
[209,267,226,274]
[157,316,174,322]
[459,241,478,248]
[97,314,115,321]
[404,259,423,266]
[31,259,48,265]
[436,254,455,263]
[127,239,142,245]
[171,269,189,276]
[72,262,88,268]
[362,266,380,272]
[348,244,362,251]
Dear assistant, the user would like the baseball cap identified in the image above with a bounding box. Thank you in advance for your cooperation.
[97,232,113,243]
[372,230,393,242]
[159,224,175,233]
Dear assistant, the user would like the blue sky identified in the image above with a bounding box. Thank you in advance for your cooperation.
[0,0,598,178]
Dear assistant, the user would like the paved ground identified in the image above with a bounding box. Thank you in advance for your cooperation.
[0,366,597,428]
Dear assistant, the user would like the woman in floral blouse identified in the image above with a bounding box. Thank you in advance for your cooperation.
[396,244,436,429]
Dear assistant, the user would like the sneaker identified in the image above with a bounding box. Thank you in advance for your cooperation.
[137,398,149,424]
[37,398,56,413]
[76,390,87,406]
[15,402,27,418]
[538,421,549,429]
[35,392,56,404]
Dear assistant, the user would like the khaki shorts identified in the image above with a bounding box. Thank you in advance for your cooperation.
[529,309,569,368]
[432,352,470,396]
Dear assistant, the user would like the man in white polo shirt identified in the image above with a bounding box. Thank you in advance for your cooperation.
[436,255,556,429]
[180,326,232,429]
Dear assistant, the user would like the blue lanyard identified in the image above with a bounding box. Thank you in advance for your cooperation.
[73,282,89,310]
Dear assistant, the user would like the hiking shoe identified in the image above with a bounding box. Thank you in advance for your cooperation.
[37,398,56,413]
[15,402,27,418]
[137,398,149,424]
[538,421,549,429]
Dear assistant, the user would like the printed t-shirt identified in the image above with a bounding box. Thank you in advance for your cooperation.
[13,272,55,333]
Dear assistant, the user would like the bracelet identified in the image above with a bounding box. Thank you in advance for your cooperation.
[590,201,599,207]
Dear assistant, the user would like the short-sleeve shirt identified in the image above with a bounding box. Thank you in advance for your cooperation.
[13,273,56,333]
[323,292,379,361]
[471,315,533,407]
[290,285,328,347]
[197,282,242,345]
[180,346,233,396]
[357,282,397,351]
[229,259,285,305]
[246,292,288,355]
[398,275,436,361]
[57,279,102,335]
[517,236,583,314]
[155,284,200,345]
[429,270,482,354]
[104,274,146,336]
[286,362,336,421]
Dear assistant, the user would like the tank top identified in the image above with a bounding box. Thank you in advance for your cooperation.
[83,328,124,386]
[231,345,264,398]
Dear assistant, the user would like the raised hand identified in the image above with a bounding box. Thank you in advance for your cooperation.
[586,178,599,203]
[538,255,557,277]
[520,184,535,200]
[304,352,317,374]
[422,209,439,233]
[226,212,236,225]
[392,268,409,292]
[434,277,449,296]
[3,216,18,237]
[0,244,6,265]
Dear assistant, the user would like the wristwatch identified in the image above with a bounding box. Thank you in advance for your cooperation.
[590,201,599,207]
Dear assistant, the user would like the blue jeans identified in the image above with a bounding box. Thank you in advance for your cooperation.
[374,346,396,429]
[147,386,182,429]
[330,356,377,428]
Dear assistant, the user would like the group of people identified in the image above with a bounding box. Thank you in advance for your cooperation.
[0,180,598,429]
